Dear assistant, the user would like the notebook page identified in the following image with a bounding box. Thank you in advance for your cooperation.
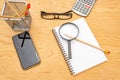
[54,18,107,75]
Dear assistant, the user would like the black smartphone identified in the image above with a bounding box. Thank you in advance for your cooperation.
[12,31,40,69]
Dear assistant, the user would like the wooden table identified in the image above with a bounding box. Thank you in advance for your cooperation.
[0,0,120,80]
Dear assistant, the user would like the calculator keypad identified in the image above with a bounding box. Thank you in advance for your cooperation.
[72,0,96,16]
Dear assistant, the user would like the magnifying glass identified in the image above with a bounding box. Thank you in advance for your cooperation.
[59,22,79,59]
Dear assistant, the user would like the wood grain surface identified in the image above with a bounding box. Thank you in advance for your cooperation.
[0,0,120,80]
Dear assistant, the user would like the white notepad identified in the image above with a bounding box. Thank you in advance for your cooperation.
[52,18,107,75]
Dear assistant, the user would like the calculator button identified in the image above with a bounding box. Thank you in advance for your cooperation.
[85,9,89,14]
[90,0,94,5]
[85,4,91,8]
[88,1,91,5]
[85,0,89,4]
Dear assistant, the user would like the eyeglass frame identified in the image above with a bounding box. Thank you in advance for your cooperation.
[40,11,73,20]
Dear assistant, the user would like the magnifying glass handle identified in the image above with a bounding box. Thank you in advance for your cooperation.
[68,40,72,59]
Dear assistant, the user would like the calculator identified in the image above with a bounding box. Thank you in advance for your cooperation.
[72,0,96,16]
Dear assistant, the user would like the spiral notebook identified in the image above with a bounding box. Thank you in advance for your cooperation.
[52,18,107,75]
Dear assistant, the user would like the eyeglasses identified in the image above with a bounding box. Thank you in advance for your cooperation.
[41,11,72,20]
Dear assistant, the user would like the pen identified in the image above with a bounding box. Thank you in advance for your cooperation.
[18,3,31,17]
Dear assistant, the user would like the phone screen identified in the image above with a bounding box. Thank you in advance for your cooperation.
[13,31,40,69]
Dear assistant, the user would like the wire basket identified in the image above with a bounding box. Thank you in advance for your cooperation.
[0,0,31,31]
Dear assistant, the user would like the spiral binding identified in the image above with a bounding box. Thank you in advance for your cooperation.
[52,29,75,75]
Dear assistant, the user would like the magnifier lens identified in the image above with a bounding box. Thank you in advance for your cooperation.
[59,23,79,40]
